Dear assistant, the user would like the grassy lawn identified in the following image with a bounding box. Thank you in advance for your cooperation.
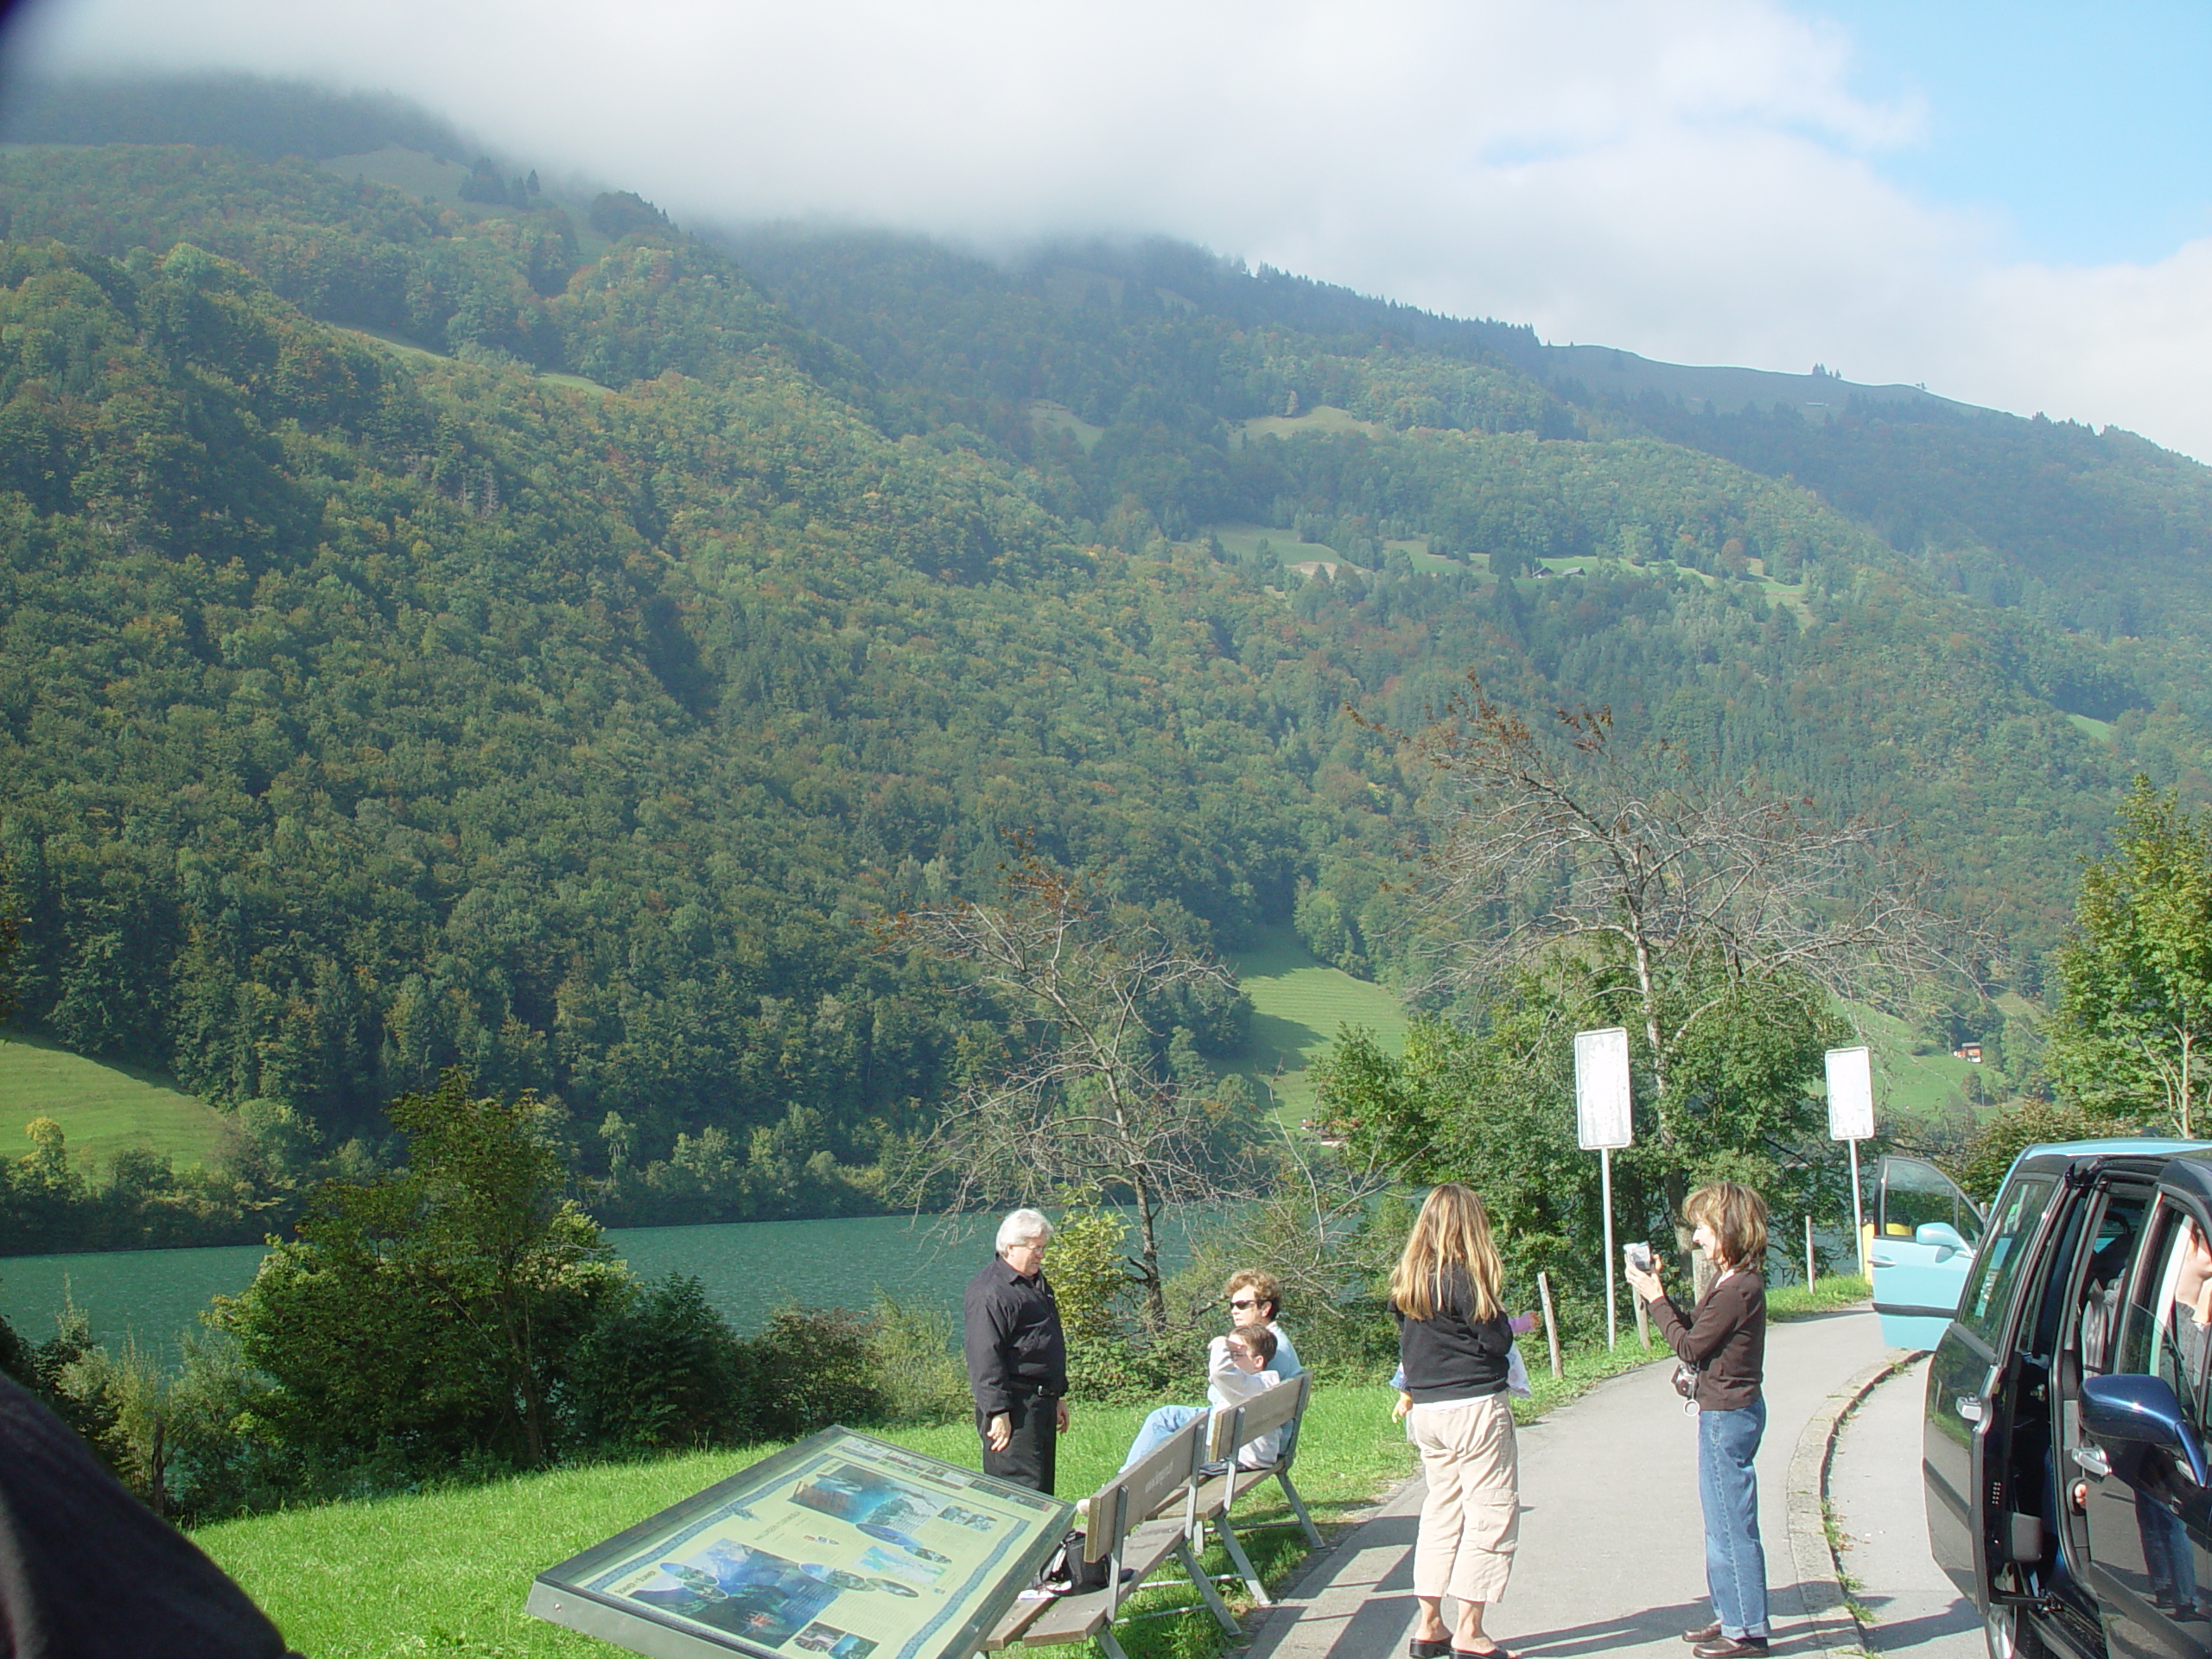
[1226,927,1409,1122]
[321,145,470,207]
[194,1275,1874,1658]
[194,1387,1419,1659]
[0,1032,227,1172]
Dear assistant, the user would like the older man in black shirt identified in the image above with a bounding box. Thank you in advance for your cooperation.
[963,1207,1069,1494]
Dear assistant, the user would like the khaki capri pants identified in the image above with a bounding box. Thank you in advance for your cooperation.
[1408,1392,1519,1605]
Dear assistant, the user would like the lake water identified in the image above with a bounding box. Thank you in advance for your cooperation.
[0,1210,1204,1354]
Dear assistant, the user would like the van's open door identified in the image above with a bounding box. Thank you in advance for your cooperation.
[1873,1154,1986,1349]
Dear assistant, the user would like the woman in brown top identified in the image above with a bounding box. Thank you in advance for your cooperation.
[1624,1182,1770,1659]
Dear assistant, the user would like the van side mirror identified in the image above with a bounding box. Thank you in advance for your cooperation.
[1915,1223,1968,1256]
[2082,1374,2212,1487]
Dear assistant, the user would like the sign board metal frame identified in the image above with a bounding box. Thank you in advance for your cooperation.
[527,1426,1074,1659]
[1825,1044,1876,1277]
[1573,1027,1635,1348]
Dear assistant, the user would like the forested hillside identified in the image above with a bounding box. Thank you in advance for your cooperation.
[1,79,2209,1237]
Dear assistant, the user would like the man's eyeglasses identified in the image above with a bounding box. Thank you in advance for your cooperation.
[1229,1298,1262,1310]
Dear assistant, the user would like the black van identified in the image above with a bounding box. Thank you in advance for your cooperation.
[1923,1138,2212,1659]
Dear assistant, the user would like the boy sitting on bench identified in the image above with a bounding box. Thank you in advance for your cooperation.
[1118,1327,1282,1474]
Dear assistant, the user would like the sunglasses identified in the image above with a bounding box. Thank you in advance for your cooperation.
[1228,1298,1263,1310]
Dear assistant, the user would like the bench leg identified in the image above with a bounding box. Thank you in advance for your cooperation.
[1175,1538,1240,1633]
[1276,1470,1323,1548]
[1216,1515,1271,1606]
[1095,1628,1132,1659]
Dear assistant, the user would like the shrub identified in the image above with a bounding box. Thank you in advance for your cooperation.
[867,1296,969,1426]
[563,1274,750,1453]
[741,1305,884,1441]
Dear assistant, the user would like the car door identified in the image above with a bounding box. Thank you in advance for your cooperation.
[1875,1154,1988,1349]
[1925,1167,2066,1597]
[2078,1195,2212,1659]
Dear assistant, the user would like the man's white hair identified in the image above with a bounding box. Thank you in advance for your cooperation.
[996,1208,1053,1253]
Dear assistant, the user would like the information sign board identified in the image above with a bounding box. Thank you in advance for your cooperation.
[528,1427,1074,1659]
[1825,1045,1876,1141]
[1573,1027,1634,1150]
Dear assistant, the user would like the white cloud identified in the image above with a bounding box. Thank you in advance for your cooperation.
[9,0,2208,459]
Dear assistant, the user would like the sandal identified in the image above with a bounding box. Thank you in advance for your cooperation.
[1453,1649,1516,1659]
[1409,1643,1451,1659]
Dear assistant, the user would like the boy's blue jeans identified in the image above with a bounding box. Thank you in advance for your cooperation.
[1697,1398,1770,1640]
[1119,1403,1205,1472]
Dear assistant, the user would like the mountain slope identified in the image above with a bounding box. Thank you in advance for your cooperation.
[0,92,2206,1218]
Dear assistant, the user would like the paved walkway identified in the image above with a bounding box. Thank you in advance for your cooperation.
[1827,1356,1980,1659]
[1243,1309,1891,1659]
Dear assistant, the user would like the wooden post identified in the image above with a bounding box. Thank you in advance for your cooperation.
[1806,1214,1817,1287]
[1537,1270,1563,1379]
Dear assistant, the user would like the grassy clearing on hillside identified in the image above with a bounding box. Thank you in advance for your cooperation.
[321,145,468,206]
[1227,928,1408,1122]
[0,1033,226,1172]
[1198,521,1339,567]
[1232,406,1386,444]
[1845,1003,1983,1121]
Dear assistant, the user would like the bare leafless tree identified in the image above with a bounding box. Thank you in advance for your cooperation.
[879,849,1253,1328]
[1380,675,1980,1210]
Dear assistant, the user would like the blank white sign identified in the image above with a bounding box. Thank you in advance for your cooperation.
[1826,1045,1875,1141]
[1574,1027,1634,1149]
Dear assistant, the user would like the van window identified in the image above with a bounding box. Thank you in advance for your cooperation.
[2078,1187,2153,1375]
[1879,1156,1986,1246]
[2115,1205,2212,1421]
[1959,1175,2057,1344]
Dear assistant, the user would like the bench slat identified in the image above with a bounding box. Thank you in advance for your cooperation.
[1018,1520,1190,1646]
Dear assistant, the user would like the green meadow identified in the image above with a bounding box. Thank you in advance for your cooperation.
[1226,927,1409,1123]
[191,1276,1874,1659]
[0,1032,227,1172]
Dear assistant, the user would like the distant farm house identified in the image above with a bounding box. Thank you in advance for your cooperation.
[1531,566,1587,579]
[1288,560,1341,581]
[1953,1043,1983,1063]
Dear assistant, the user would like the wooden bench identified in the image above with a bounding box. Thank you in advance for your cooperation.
[1192,1370,1320,1605]
[978,1413,1236,1659]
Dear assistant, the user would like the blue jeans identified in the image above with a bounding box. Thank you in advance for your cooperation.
[1698,1399,1770,1640]
[1120,1403,1205,1472]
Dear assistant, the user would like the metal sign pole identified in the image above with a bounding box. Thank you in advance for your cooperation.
[1602,1146,1617,1350]
[1850,1138,1866,1278]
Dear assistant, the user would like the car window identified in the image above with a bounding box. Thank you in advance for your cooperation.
[2078,1187,2152,1376]
[2114,1205,2212,1424]
[1958,1175,2056,1344]
[1880,1155,1986,1247]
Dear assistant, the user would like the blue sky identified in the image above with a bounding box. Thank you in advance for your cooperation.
[1809,0,2212,266]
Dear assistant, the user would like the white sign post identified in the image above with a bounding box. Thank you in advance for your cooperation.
[1575,1027,1635,1349]
[1826,1045,1877,1278]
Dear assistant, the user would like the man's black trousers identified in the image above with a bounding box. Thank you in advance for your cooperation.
[976,1390,1058,1495]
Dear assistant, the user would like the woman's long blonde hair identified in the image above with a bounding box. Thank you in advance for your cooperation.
[1389,1183,1503,1322]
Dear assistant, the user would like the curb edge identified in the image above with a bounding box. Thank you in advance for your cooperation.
[1785,1356,1903,1657]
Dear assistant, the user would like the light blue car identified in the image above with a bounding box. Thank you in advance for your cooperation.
[1866,1154,1986,1350]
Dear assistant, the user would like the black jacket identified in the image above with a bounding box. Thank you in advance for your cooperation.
[1393,1264,1513,1404]
[0,1372,298,1658]
[963,1255,1067,1414]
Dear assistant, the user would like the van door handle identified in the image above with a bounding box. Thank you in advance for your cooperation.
[1956,1395,1986,1423]
[2073,1445,2111,1478]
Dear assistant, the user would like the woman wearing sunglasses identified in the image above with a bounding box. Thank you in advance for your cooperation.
[1116,1269,1302,1471]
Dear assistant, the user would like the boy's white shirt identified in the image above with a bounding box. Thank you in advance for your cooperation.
[1206,1335,1285,1466]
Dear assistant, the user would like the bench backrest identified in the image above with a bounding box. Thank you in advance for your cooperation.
[1084,1411,1207,1564]
[1205,1369,1311,1471]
